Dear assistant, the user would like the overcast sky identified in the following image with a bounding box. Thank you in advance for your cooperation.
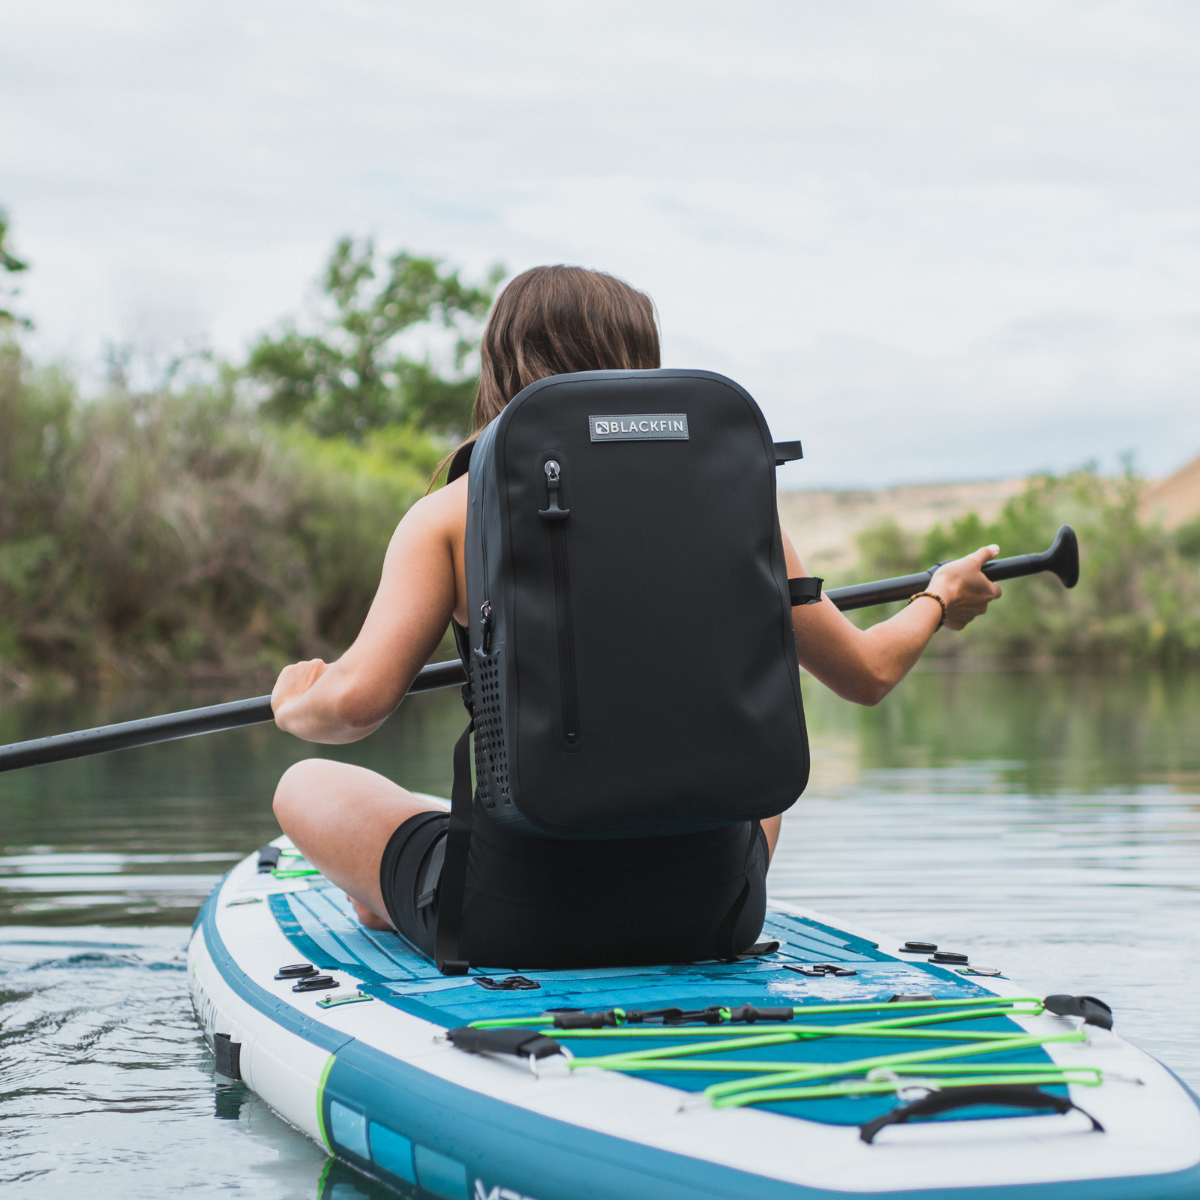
[3,1,1199,487]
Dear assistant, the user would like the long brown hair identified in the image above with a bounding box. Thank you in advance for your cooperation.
[430,266,660,488]
[471,265,660,430]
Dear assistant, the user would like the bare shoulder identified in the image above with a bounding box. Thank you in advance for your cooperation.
[395,474,468,541]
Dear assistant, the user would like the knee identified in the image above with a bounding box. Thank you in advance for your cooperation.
[273,758,325,831]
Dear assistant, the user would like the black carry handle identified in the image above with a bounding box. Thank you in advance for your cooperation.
[0,528,1079,774]
[826,525,1079,613]
[859,1085,1104,1144]
[1043,993,1113,1030]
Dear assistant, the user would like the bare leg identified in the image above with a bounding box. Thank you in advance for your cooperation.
[273,758,442,928]
[762,814,782,864]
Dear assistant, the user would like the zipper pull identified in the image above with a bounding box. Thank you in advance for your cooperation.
[538,460,570,522]
[479,601,493,654]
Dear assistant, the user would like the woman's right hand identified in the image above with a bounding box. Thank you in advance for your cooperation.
[928,545,1003,631]
[271,659,329,732]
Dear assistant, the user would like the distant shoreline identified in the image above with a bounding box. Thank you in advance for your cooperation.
[777,477,1027,575]
[780,452,1200,575]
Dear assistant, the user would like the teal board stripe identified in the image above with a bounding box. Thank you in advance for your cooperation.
[199,875,1200,1200]
[368,1121,416,1184]
[414,1143,469,1199]
[322,1039,1200,1200]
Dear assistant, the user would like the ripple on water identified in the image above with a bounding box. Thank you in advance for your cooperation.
[0,928,348,1198]
[2,671,1199,1196]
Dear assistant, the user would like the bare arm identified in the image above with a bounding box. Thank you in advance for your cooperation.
[270,478,468,743]
[269,469,999,740]
[784,530,1002,706]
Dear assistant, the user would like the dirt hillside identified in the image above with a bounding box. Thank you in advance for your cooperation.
[779,451,1200,576]
[1143,453,1200,530]
[777,478,1027,575]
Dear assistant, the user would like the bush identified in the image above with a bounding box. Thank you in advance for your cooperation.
[0,341,443,686]
[847,468,1200,663]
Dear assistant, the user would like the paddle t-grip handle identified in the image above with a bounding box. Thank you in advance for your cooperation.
[826,525,1078,613]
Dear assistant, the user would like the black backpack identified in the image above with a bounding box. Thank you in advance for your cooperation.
[435,369,817,973]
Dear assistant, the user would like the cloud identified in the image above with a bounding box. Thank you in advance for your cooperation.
[3,0,1199,483]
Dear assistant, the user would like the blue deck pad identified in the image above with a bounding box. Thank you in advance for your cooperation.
[269,882,997,1027]
[267,884,1060,1127]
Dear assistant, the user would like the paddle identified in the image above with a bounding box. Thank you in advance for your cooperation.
[0,526,1077,773]
[828,522,1078,611]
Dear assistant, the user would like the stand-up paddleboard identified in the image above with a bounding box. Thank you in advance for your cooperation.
[189,830,1200,1199]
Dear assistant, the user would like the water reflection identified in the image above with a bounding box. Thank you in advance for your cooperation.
[776,667,1200,1091]
[1,667,1198,1196]
[0,686,466,924]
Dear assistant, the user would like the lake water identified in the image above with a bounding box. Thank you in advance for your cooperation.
[2,667,1199,1197]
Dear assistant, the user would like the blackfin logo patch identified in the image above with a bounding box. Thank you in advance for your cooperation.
[589,414,689,442]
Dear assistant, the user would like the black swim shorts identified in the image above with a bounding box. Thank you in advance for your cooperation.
[379,803,768,969]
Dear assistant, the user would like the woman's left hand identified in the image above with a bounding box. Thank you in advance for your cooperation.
[785,529,1004,706]
[272,659,329,731]
[928,545,1003,631]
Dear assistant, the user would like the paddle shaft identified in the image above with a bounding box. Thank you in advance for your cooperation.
[828,524,1078,612]
[0,658,465,773]
[0,527,1077,772]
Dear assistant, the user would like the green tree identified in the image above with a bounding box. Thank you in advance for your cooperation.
[246,238,502,438]
[847,467,1200,663]
[0,209,30,327]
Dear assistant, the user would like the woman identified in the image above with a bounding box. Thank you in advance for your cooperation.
[272,265,1001,967]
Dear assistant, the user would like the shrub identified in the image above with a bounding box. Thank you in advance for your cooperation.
[847,468,1200,663]
[0,342,442,686]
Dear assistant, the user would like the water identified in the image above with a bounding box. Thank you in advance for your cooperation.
[2,668,1199,1197]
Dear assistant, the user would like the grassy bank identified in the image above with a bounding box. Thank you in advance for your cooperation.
[6,341,1199,690]
[0,342,444,689]
[849,468,1200,664]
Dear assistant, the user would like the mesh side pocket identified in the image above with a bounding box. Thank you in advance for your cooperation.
[472,646,510,809]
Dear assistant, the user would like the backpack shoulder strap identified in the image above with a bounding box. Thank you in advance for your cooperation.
[434,712,474,974]
[447,439,475,483]
[435,437,478,975]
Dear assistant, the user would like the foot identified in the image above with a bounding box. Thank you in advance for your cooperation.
[347,894,394,931]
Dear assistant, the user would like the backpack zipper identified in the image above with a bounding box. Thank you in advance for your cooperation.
[538,460,579,744]
[479,600,492,654]
[477,470,493,658]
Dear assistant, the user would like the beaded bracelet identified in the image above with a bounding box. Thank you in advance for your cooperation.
[906,591,947,629]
